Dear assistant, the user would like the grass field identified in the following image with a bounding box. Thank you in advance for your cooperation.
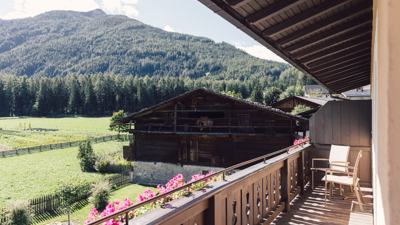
[38,184,156,225]
[0,117,115,149]
[0,140,128,208]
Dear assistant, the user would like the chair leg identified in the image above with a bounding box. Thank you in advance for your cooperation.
[325,179,328,204]
[312,170,315,190]
[354,184,364,212]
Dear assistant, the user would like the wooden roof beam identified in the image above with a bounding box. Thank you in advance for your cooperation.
[328,76,371,91]
[296,34,372,61]
[319,64,371,81]
[276,2,372,46]
[307,48,371,69]
[261,0,351,37]
[245,0,303,25]
[290,28,372,56]
[302,41,371,65]
[324,70,371,84]
[226,0,250,8]
[284,19,371,52]
[334,79,371,93]
[310,52,371,74]
[311,58,371,76]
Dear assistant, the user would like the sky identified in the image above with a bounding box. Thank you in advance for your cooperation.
[0,0,285,63]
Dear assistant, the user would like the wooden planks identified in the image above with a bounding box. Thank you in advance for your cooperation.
[310,100,371,147]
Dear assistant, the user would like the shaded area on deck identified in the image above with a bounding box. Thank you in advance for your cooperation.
[274,186,372,225]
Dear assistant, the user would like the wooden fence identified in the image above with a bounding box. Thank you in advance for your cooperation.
[0,173,130,224]
[1,134,129,158]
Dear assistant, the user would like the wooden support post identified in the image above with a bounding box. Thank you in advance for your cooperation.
[281,158,291,212]
[299,152,305,194]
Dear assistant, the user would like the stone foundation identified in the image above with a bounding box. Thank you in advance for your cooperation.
[131,161,223,186]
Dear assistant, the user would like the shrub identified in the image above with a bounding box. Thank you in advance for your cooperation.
[77,141,96,172]
[90,181,111,211]
[94,156,111,173]
[95,152,132,174]
[7,200,31,225]
[58,181,92,207]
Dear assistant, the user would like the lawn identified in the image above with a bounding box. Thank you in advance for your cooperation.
[0,140,128,208]
[0,117,115,149]
[37,184,156,225]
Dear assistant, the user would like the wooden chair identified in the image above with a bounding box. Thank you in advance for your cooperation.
[311,145,350,189]
[322,151,364,211]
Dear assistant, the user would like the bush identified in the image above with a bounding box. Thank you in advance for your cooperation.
[77,141,96,172]
[95,152,132,174]
[90,181,111,211]
[58,181,92,207]
[7,200,31,225]
[94,156,111,173]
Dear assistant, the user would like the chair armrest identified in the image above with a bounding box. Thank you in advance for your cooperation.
[330,161,350,165]
[312,158,329,161]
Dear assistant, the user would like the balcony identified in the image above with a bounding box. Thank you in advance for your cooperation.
[88,138,373,225]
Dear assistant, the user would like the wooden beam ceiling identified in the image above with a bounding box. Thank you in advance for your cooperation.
[199,0,373,93]
[245,0,302,24]
[261,1,350,37]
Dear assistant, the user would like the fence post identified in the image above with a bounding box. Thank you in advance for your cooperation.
[281,158,290,212]
[298,151,305,195]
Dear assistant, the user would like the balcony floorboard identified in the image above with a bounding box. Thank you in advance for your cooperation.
[274,186,373,225]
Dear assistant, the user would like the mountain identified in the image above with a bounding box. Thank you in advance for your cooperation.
[0,9,287,78]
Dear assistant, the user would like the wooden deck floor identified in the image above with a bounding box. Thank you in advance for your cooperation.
[274,186,373,225]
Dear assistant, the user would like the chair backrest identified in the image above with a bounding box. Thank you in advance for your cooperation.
[329,145,350,172]
[352,151,363,185]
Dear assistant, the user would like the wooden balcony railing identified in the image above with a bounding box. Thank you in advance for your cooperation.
[88,139,311,225]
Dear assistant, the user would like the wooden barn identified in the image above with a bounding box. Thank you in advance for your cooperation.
[122,88,307,167]
[272,96,329,113]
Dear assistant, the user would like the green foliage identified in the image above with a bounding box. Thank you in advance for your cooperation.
[89,181,111,211]
[94,156,111,173]
[250,85,264,103]
[77,141,96,172]
[264,87,282,105]
[291,104,312,115]
[0,10,286,78]
[109,110,129,133]
[6,200,32,225]
[58,181,92,206]
[221,90,242,99]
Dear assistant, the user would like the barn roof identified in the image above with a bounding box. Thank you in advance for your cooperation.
[272,95,331,108]
[198,0,372,93]
[121,88,307,123]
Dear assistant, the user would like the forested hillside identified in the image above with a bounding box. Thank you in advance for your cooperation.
[0,10,314,116]
[0,9,285,79]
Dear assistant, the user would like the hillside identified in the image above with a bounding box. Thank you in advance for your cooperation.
[0,9,287,78]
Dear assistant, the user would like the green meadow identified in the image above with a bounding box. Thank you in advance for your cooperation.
[0,140,128,208]
[0,117,115,149]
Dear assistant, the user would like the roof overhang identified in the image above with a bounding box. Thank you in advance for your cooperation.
[199,0,373,93]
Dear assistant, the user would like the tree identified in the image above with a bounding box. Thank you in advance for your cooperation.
[109,110,129,134]
[77,141,96,172]
[250,85,264,103]
[264,87,282,105]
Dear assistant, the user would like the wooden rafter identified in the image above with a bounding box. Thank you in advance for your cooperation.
[310,52,371,74]
[284,16,372,52]
[304,42,371,66]
[297,36,372,62]
[320,64,371,81]
[324,70,371,84]
[276,2,371,46]
[261,0,350,36]
[245,0,302,24]
[307,48,371,69]
[311,58,371,76]
[287,23,372,55]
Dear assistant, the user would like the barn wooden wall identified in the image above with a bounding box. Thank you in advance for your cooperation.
[309,100,372,185]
